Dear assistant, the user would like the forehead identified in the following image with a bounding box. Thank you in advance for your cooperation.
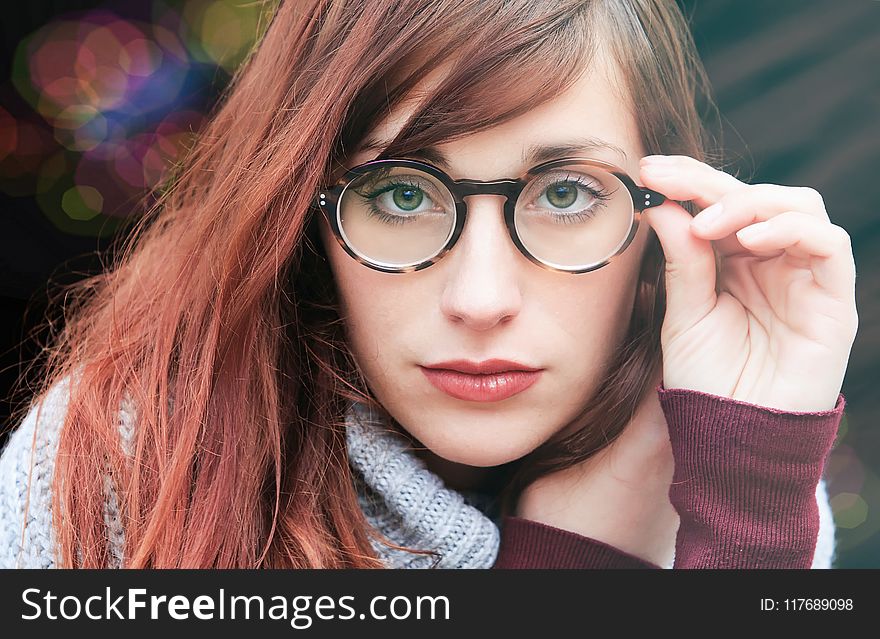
[350,55,642,178]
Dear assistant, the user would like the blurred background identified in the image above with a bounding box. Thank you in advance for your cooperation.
[0,0,877,566]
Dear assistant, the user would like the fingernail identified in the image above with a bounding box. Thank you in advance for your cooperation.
[737,222,769,241]
[692,203,723,229]
[641,155,675,164]
[641,163,676,177]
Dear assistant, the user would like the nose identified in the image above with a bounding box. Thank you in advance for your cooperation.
[438,194,524,331]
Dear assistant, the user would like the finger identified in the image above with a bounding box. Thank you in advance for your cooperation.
[689,183,830,241]
[734,212,856,299]
[639,154,745,210]
[641,198,718,336]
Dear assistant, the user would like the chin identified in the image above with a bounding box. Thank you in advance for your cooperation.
[423,437,537,468]
[395,406,554,468]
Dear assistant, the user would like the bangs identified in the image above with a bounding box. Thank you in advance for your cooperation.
[334,0,606,167]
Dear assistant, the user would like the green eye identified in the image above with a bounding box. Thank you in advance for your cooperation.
[392,186,424,211]
[545,183,578,208]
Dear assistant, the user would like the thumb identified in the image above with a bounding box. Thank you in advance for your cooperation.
[642,201,718,336]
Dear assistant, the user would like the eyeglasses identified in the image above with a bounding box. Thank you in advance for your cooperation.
[314,157,666,274]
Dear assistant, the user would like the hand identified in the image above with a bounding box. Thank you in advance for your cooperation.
[515,369,680,567]
[639,154,858,412]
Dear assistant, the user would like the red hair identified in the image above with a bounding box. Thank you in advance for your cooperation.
[13,0,720,567]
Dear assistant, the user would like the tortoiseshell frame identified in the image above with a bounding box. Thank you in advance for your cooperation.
[314,157,666,274]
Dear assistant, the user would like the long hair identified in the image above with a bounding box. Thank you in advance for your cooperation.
[13,0,722,567]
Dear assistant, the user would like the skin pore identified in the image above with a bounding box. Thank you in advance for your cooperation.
[318,55,658,493]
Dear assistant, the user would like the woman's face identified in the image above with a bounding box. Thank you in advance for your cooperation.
[319,59,652,468]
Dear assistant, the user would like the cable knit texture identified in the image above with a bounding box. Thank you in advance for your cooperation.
[0,376,839,569]
[345,401,499,568]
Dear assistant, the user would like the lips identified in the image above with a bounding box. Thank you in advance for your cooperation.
[419,359,544,402]
[423,359,543,375]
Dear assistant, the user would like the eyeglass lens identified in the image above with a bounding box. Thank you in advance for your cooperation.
[336,163,634,270]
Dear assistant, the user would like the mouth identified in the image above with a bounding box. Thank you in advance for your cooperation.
[419,359,544,402]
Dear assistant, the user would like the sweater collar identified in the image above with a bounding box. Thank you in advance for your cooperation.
[345,400,501,568]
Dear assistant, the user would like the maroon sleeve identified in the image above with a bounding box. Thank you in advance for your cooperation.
[493,515,661,569]
[492,385,845,570]
[657,383,845,568]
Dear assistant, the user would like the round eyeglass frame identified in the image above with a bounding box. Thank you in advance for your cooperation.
[314,157,666,274]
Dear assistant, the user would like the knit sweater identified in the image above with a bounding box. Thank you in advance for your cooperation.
[0,375,844,569]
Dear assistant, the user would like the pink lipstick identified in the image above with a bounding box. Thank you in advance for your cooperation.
[419,359,543,402]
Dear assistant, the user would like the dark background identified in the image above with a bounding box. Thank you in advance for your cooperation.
[1,0,878,566]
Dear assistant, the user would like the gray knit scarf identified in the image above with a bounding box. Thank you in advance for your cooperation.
[345,400,501,568]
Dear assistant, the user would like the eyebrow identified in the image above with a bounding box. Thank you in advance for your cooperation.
[358,135,629,169]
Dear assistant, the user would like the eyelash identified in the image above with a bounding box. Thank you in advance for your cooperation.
[528,172,612,224]
[356,178,446,226]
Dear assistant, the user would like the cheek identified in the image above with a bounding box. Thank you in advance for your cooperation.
[558,280,631,353]
[552,248,645,370]
[320,225,407,369]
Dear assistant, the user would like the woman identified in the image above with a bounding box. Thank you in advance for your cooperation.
[0,0,856,569]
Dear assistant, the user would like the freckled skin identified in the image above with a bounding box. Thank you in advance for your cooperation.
[319,59,651,473]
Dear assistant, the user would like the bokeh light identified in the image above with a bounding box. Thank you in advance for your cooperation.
[0,107,18,163]
[826,436,880,557]
[174,0,268,72]
[0,119,58,197]
[3,3,260,231]
[831,492,869,529]
[119,37,164,77]
[62,184,104,220]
